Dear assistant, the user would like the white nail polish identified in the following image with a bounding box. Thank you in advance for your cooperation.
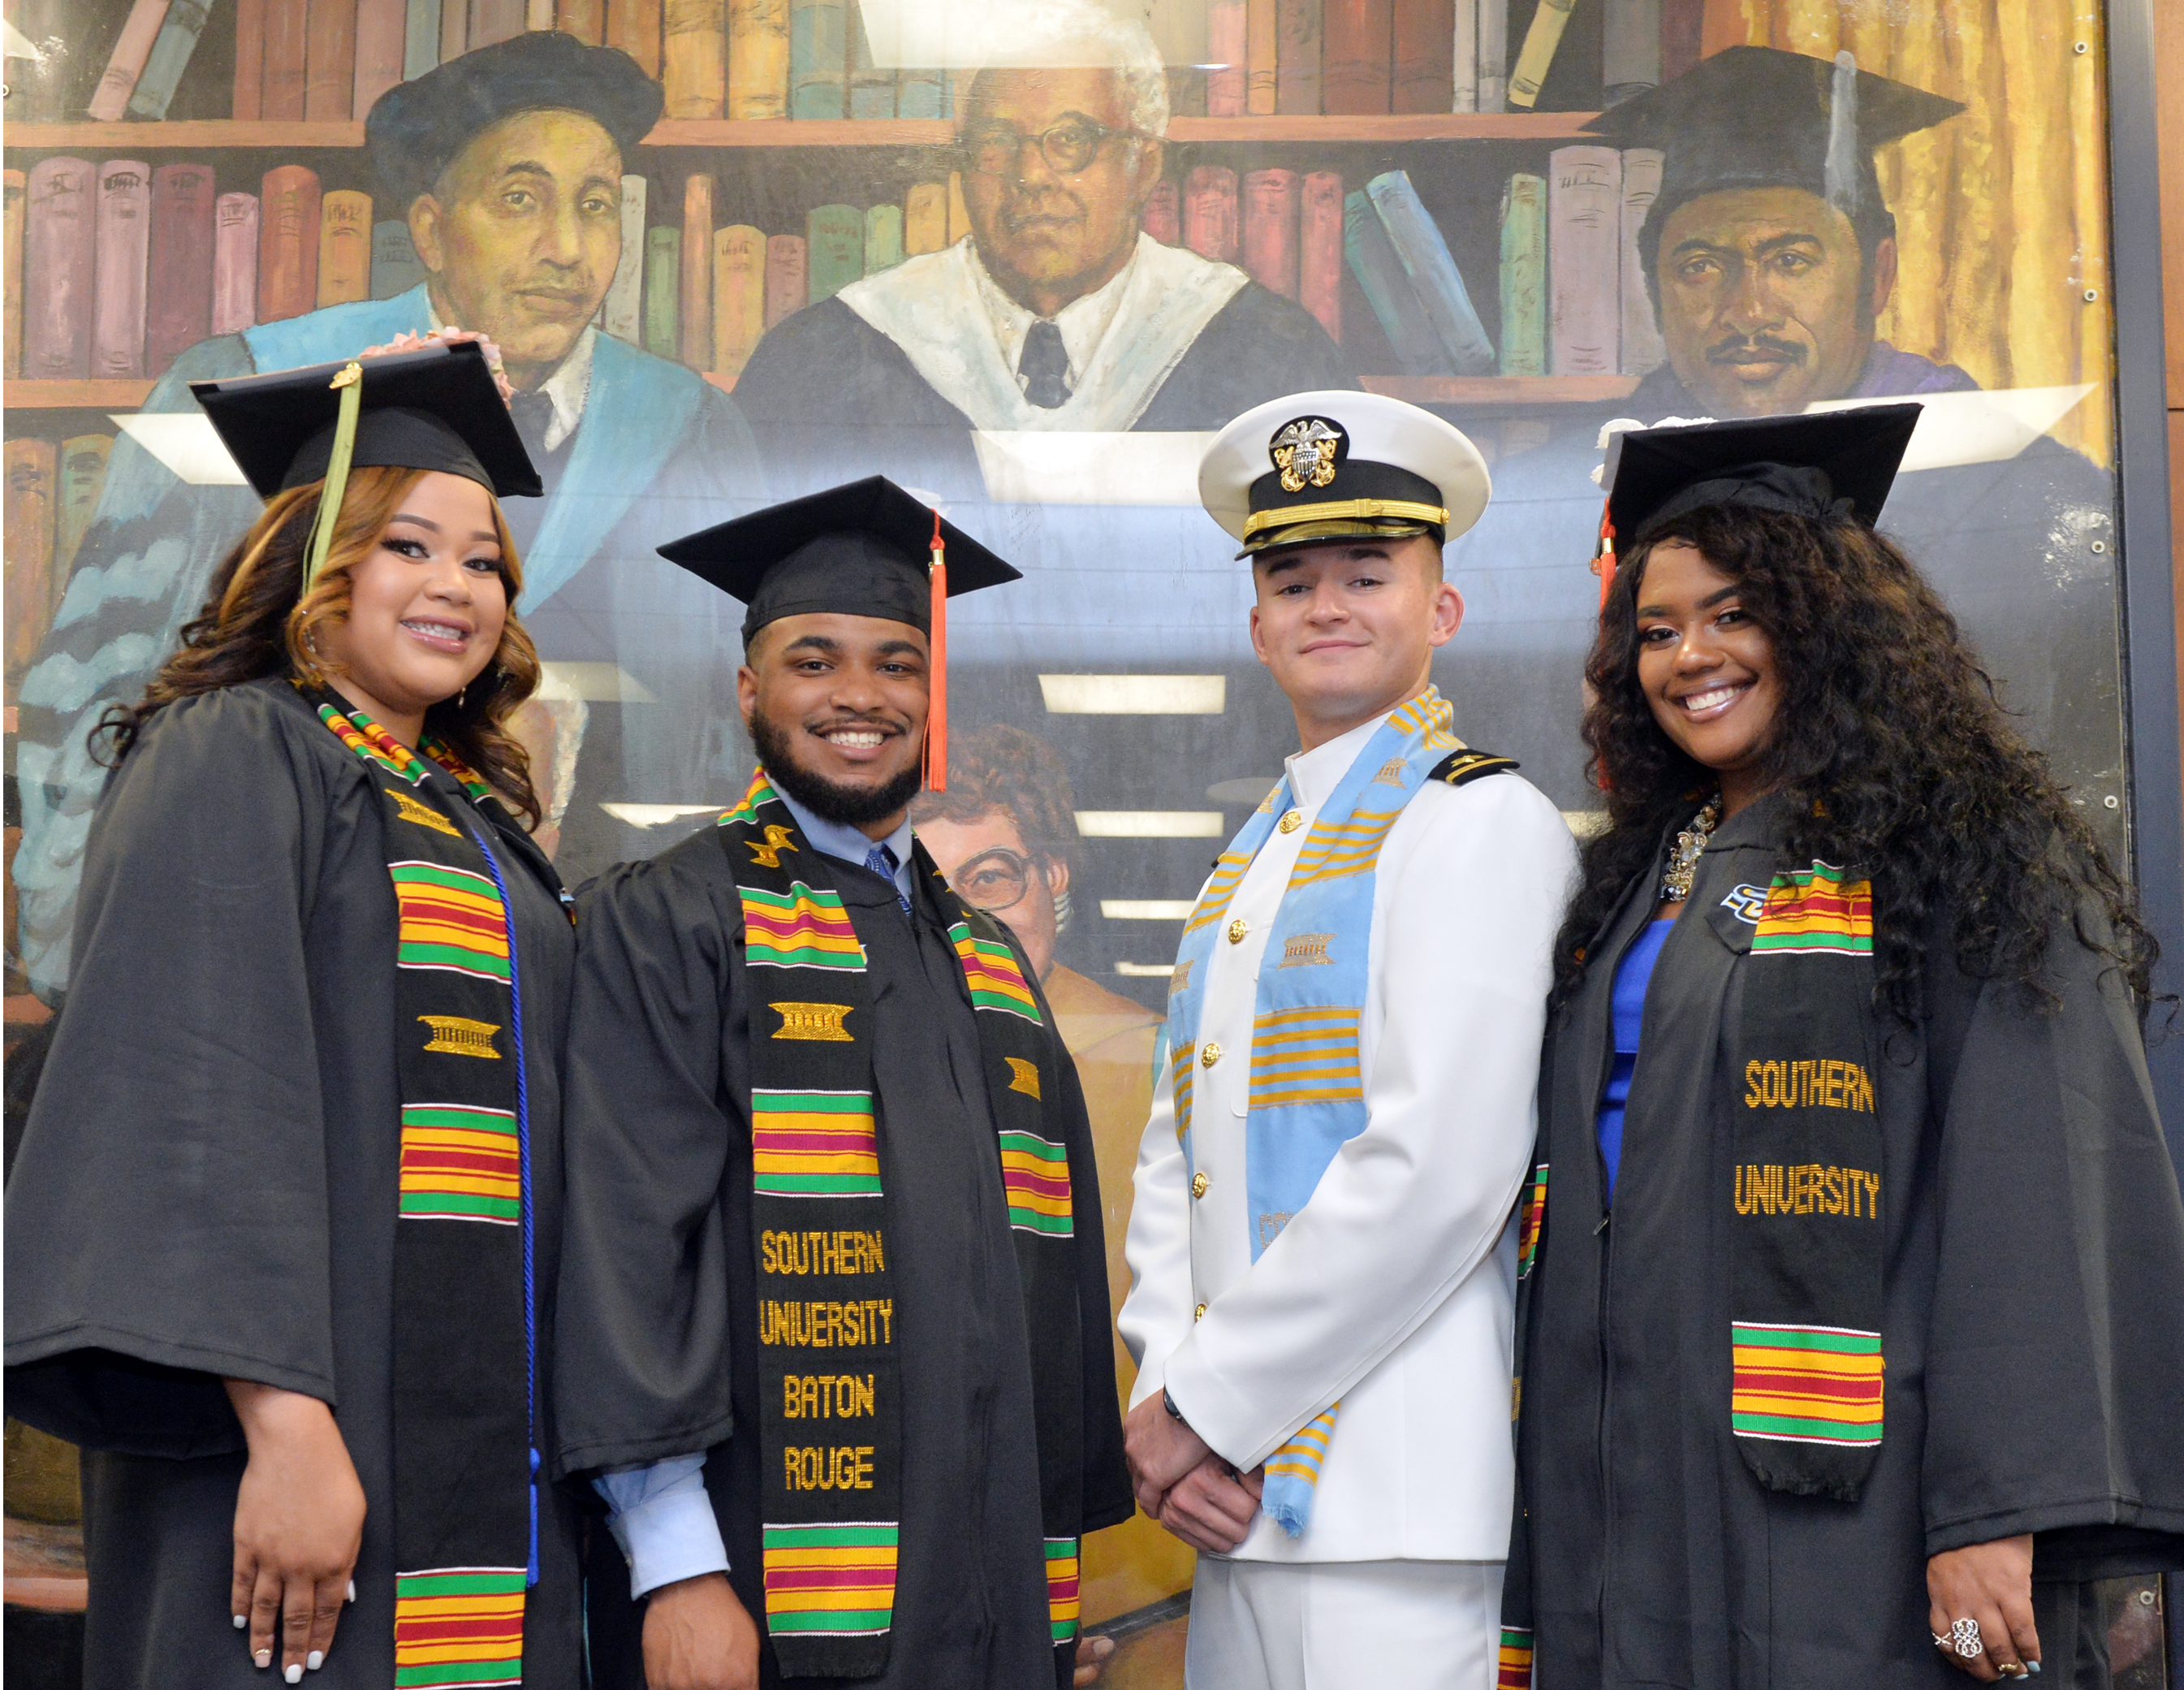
[306,1652,324,1671]
[234,1614,248,1629]
[286,1664,304,1684]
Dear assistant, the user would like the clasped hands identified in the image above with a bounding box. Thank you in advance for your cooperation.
[1124,1395,1262,1554]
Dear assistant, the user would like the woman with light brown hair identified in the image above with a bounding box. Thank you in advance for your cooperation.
[3,339,585,1690]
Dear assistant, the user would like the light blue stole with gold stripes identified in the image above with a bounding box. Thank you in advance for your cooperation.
[1163,689,1460,1534]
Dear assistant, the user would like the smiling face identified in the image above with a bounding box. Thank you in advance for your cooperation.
[317,470,508,739]
[738,613,930,838]
[1655,186,1894,417]
[960,64,1163,318]
[917,807,1066,980]
[408,108,624,391]
[1633,539,1783,814]
[1249,534,1463,751]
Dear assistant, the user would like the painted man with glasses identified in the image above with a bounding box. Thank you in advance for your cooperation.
[730,0,1356,495]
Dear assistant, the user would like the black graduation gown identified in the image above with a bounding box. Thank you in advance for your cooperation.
[1512,796,2184,1689]
[552,827,1132,1690]
[2,678,585,1690]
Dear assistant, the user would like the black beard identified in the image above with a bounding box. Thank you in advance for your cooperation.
[751,711,923,830]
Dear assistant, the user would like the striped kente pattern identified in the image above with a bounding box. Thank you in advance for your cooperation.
[743,884,865,971]
[1263,1403,1337,1489]
[392,862,511,983]
[947,922,1042,1022]
[1753,863,1874,957]
[1383,691,1460,742]
[1246,1005,1363,1110]
[1730,1322,1884,1446]
[1182,850,1252,936]
[999,1130,1073,1237]
[761,1522,899,1637]
[753,1089,880,1198]
[393,1567,524,1688]
[1044,1537,1081,1644]
[1288,806,1405,888]
[718,768,779,828]
[399,1104,520,1224]
[318,702,428,784]
[1496,1627,1534,1689]
[1515,1164,1547,1278]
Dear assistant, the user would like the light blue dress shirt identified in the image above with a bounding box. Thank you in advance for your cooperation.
[591,786,917,1596]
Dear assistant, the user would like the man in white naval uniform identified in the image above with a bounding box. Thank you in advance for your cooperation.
[1119,391,1578,1688]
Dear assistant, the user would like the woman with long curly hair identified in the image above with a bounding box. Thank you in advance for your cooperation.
[1500,410,2184,1690]
[4,340,587,1690]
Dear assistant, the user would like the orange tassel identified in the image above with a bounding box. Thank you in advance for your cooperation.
[1590,502,1617,611]
[925,508,947,792]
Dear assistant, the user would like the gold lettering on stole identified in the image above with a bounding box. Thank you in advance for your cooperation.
[1004,1057,1042,1099]
[391,790,460,836]
[1278,933,1335,968]
[418,1015,501,1057]
[770,1001,854,1042]
[783,1373,878,1418]
[759,1230,887,1276]
[783,1445,876,1490]
[759,1299,896,1346]
[1734,1165,1881,1219]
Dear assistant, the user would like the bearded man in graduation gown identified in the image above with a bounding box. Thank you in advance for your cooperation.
[554,478,1132,1690]
[729,0,1356,502]
[12,30,763,1003]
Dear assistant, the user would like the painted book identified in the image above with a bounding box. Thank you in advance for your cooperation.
[1392,0,1453,112]
[1451,0,1478,110]
[145,162,216,378]
[788,0,844,118]
[608,0,662,80]
[904,182,947,256]
[602,174,648,343]
[763,232,806,328]
[438,0,466,64]
[468,0,525,47]
[1142,178,1180,245]
[1241,167,1299,300]
[24,158,97,379]
[261,0,308,117]
[1299,168,1344,343]
[896,64,944,119]
[5,0,71,121]
[1508,0,1575,110]
[1498,169,1546,376]
[1275,0,1320,114]
[86,0,170,122]
[404,0,443,76]
[946,171,969,244]
[213,192,260,334]
[863,203,903,274]
[1618,146,1666,374]
[1602,0,1660,104]
[93,161,153,381]
[712,223,765,380]
[1547,144,1621,374]
[56,434,113,579]
[129,0,218,119]
[257,164,323,325]
[1661,0,1703,79]
[642,223,680,360]
[1244,0,1275,116]
[1478,0,1507,109]
[4,170,26,378]
[370,218,427,299]
[727,0,788,118]
[1206,0,1245,117]
[234,0,266,116]
[5,439,57,689]
[806,203,863,301]
[680,172,714,370]
[848,2,893,117]
[1364,169,1493,373]
[317,188,373,307]
[555,0,604,41]
[353,0,407,114]
[304,0,357,117]
[1343,187,1455,379]
[1182,165,1239,265]
[664,0,725,117]
[1321,0,1392,115]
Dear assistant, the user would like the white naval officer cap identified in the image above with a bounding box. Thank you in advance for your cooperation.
[1197,389,1492,558]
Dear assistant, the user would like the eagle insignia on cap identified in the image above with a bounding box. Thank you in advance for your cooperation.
[1270,417,1343,494]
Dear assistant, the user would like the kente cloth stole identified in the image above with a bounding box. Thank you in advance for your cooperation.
[717,770,1085,1678]
[1163,689,1461,1537]
[1709,858,1886,1500]
[313,696,537,1689]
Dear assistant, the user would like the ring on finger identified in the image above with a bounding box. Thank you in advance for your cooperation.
[1951,1618,1985,1659]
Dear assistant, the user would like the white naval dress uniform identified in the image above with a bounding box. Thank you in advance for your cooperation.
[1119,710,1578,1690]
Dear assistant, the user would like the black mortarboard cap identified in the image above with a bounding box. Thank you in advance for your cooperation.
[658,476,1020,642]
[365,30,663,208]
[192,339,542,500]
[1603,404,1921,547]
[1584,46,1962,263]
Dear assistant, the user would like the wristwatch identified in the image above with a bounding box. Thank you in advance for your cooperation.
[1162,1389,1187,1425]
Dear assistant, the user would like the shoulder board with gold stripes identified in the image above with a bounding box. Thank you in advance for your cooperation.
[1427,750,1520,787]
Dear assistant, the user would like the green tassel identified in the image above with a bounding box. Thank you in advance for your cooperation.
[302,361,365,593]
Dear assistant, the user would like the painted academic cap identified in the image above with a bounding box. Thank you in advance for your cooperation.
[656,477,1021,789]
[1583,46,1962,257]
[1198,389,1492,557]
[192,339,542,499]
[365,29,663,208]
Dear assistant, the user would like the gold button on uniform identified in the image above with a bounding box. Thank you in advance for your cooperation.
[1200,1041,1222,1067]
[1190,1170,1209,1198]
[1278,810,1304,834]
[1227,918,1249,944]
[1194,1303,1207,1321]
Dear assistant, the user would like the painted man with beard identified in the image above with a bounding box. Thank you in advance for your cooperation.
[555,478,1131,1690]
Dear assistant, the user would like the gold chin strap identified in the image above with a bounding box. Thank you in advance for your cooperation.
[1240,495,1449,541]
[301,361,365,592]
